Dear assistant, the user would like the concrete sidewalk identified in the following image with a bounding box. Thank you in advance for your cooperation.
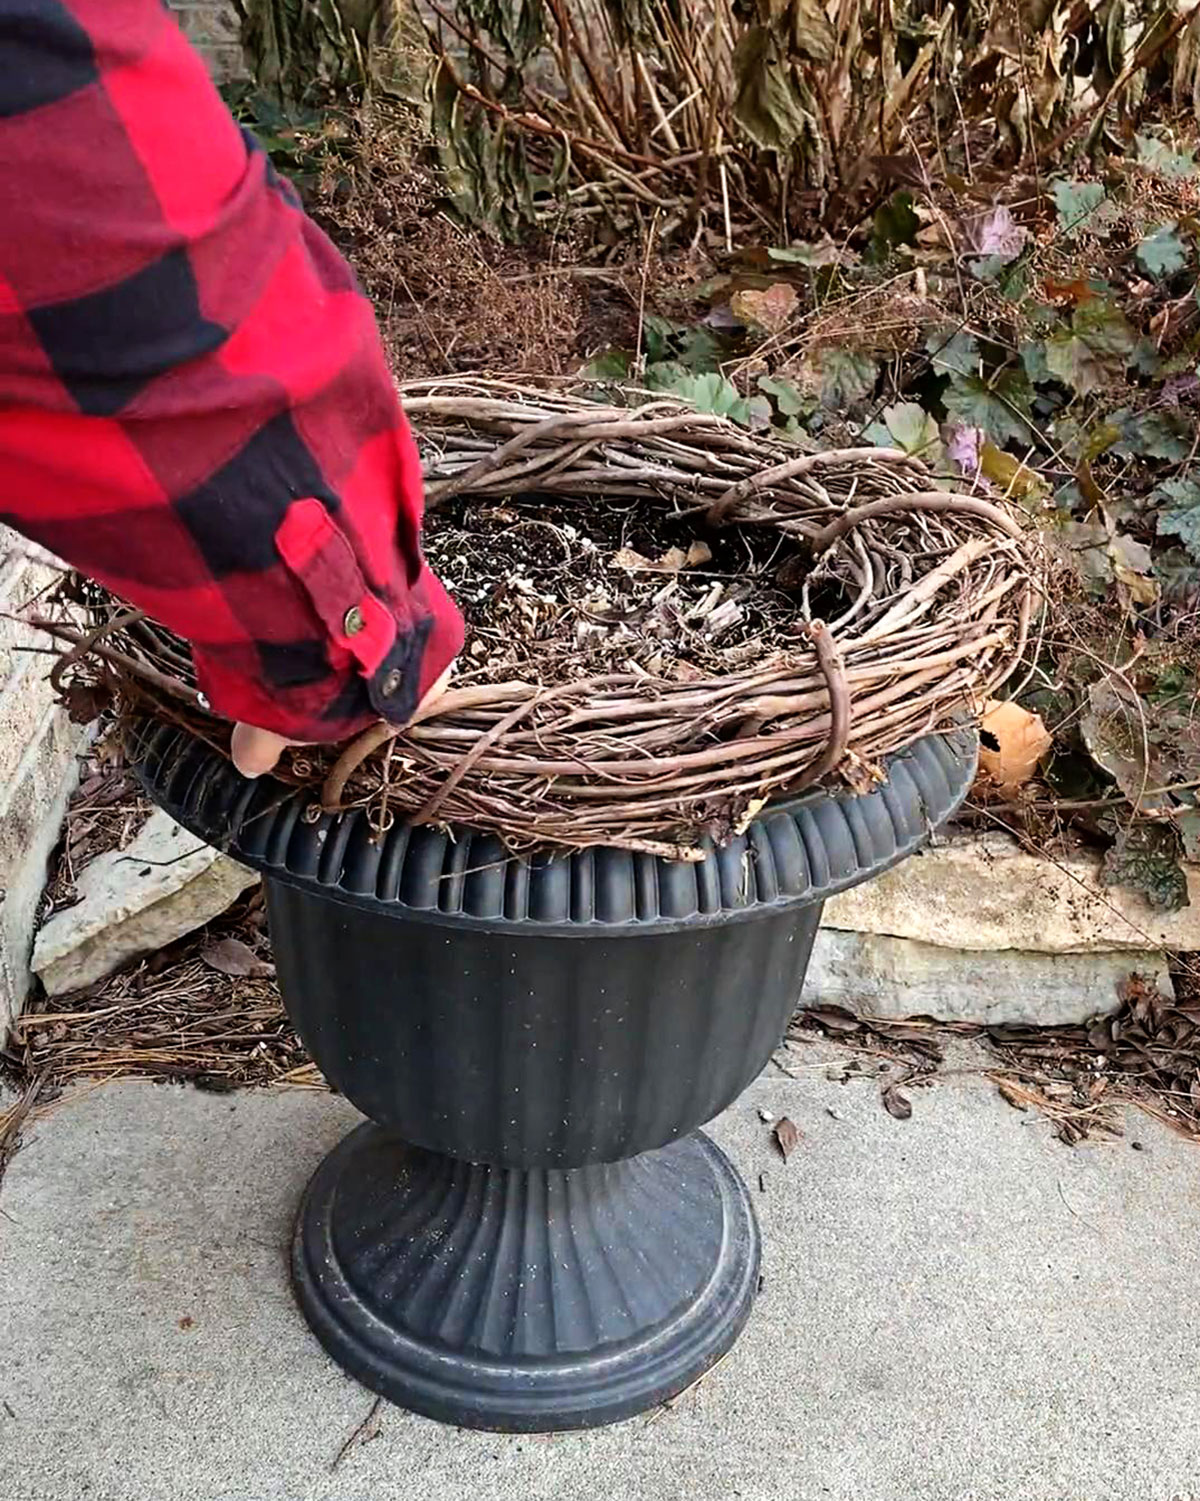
[2,1050,1199,1501]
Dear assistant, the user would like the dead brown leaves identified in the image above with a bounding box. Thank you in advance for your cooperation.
[794,975,1200,1147]
[730,283,799,333]
[988,972,1200,1145]
[7,894,311,1094]
[772,1116,801,1158]
[304,121,596,381]
[988,1069,1123,1147]
[200,937,275,980]
[881,1084,913,1120]
[791,1006,947,1121]
[42,760,151,917]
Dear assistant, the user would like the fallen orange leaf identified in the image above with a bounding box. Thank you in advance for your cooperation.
[976,699,1052,795]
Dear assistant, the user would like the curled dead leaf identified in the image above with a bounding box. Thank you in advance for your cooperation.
[733,797,767,835]
[772,1116,801,1158]
[881,1084,913,1120]
[729,283,799,333]
[201,936,275,979]
[996,1078,1030,1112]
[62,680,113,725]
[976,699,1051,795]
[611,541,713,573]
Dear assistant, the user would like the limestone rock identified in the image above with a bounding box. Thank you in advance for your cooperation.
[807,927,1172,1028]
[0,529,90,1032]
[33,811,258,997]
[0,705,87,1033]
[823,832,1200,954]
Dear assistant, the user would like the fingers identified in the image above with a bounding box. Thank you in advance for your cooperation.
[231,723,295,778]
[231,661,458,779]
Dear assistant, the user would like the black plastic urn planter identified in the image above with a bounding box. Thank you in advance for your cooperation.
[130,721,976,1432]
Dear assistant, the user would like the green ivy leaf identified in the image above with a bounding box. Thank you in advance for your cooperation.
[867,191,919,264]
[1130,337,1163,377]
[1135,134,1197,180]
[1154,546,1200,601]
[1074,297,1139,358]
[1149,661,1195,706]
[757,374,807,416]
[641,314,683,364]
[674,325,725,374]
[1023,299,1063,332]
[643,359,690,391]
[668,371,752,424]
[584,348,632,379]
[1136,223,1189,279]
[744,394,774,429]
[807,348,878,410]
[1101,822,1188,912]
[874,401,941,457]
[1045,334,1109,393]
[944,368,1033,445]
[971,253,1014,283]
[1021,340,1052,384]
[639,313,728,372]
[645,363,755,424]
[925,326,979,378]
[1112,409,1192,462]
[1154,476,1200,561]
[1051,179,1120,237]
[1043,298,1137,394]
[991,259,1032,300]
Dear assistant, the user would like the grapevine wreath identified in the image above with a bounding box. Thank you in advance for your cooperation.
[40,379,1038,860]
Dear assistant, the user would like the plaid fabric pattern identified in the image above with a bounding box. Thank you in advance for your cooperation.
[0,0,462,739]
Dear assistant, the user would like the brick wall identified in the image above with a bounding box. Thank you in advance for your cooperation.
[0,533,89,1037]
[168,0,246,83]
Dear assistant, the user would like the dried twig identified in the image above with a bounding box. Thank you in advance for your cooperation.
[800,621,850,785]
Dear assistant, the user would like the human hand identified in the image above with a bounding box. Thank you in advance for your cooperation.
[230,661,457,778]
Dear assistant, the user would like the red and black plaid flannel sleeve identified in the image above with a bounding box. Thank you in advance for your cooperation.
[0,0,463,741]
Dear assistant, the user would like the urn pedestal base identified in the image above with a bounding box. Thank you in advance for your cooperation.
[291,1124,760,1432]
[133,721,977,1431]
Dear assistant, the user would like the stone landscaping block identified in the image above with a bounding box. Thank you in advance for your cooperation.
[823,831,1200,954]
[32,810,259,997]
[808,928,1172,1028]
[0,703,87,1037]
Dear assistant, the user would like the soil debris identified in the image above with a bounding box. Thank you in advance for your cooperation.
[423,492,802,685]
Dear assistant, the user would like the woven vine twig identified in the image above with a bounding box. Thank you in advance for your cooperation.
[37,379,1040,858]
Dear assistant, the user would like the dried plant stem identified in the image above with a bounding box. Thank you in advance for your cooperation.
[799,621,851,785]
